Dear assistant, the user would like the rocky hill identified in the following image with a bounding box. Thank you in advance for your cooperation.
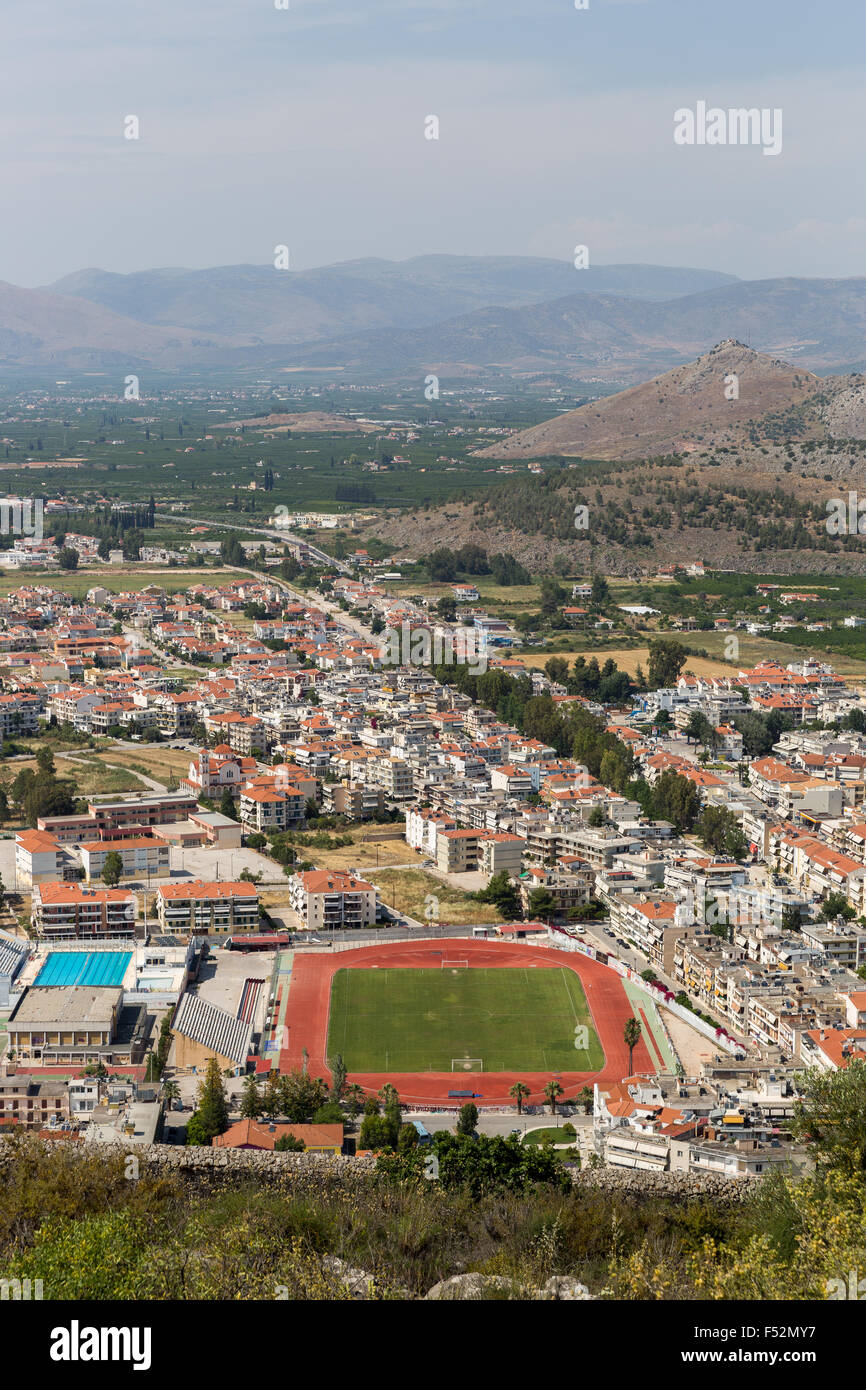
[477,342,866,461]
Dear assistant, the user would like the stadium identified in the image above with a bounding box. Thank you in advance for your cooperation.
[279,938,661,1107]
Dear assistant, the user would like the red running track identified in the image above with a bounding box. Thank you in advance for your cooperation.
[278,939,656,1108]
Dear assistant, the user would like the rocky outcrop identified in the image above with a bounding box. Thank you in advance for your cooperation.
[425,1273,593,1300]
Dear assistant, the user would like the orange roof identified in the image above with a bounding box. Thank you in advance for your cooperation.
[16,830,60,853]
[212,1119,343,1150]
[296,869,374,893]
[158,879,258,900]
[35,882,134,904]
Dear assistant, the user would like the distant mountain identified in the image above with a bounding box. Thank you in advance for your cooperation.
[45,256,737,346]
[0,281,224,368]
[288,277,866,380]
[476,340,866,462]
[3,260,866,380]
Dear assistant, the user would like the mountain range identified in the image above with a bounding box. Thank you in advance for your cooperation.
[0,257,864,379]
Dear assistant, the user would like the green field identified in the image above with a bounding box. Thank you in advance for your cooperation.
[326,966,604,1073]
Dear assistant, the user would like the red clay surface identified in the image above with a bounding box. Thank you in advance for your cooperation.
[280,939,656,1107]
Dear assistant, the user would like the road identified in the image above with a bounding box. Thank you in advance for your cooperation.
[154,511,352,574]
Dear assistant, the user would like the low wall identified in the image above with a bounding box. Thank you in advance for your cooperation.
[0,1138,759,1203]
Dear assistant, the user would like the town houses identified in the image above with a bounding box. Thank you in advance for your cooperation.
[0,563,865,1182]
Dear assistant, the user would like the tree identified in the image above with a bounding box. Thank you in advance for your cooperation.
[186,1057,229,1145]
[102,851,124,888]
[35,746,55,776]
[782,904,802,933]
[576,1085,594,1115]
[588,805,605,828]
[652,770,701,833]
[262,1070,283,1119]
[624,1016,642,1074]
[544,657,569,684]
[240,1075,263,1119]
[313,1102,345,1125]
[685,711,715,748]
[274,1133,306,1152]
[528,887,558,920]
[697,806,748,859]
[359,1113,397,1151]
[456,1103,478,1136]
[646,638,688,690]
[544,1080,564,1115]
[219,789,238,821]
[791,1060,866,1177]
[539,577,566,616]
[379,1132,570,1198]
[820,892,856,922]
[345,1083,365,1119]
[509,1081,530,1115]
[161,1080,180,1104]
[474,870,521,921]
[280,1069,328,1123]
[57,547,79,571]
[590,575,609,606]
[329,1053,347,1102]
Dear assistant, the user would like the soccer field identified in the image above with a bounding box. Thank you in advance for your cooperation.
[325,966,605,1073]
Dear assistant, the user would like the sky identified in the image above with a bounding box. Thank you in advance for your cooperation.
[3,0,865,286]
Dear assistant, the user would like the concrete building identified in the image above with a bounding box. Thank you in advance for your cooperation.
[80,836,171,884]
[31,883,138,941]
[156,880,259,938]
[288,869,377,930]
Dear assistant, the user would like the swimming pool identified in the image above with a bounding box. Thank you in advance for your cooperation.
[34,951,133,989]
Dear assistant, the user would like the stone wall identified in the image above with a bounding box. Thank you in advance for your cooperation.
[0,1137,758,1203]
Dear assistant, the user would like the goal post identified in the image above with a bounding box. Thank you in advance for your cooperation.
[451,1057,483,1072]
[441,958,469,970]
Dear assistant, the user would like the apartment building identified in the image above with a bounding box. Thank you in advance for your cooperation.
[478,832,525,876]
[436,828,486,873]
[15,830,67,887]
[80,836,171,883]
[0,692,41,736]
[239,783,305,833]
[288,869,377,929]
[322,781,385,820]
[609,894,685,974]
[518,864,595,918]
[31,883,138,940]
[156,880,259,937]
[0,1076,69,1129]
[86,793,198,832]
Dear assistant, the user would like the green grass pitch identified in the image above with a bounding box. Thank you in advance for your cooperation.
[325,966,605,1072]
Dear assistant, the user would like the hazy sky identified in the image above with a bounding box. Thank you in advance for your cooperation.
[4,0,864,285]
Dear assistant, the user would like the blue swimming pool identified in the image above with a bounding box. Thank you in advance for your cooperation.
[34,951,132,988]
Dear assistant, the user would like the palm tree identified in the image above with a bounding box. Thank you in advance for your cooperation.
[576,1085,593,1115]
[162,1080,180,1104]
[509,1081,531,1115]
[345,1083,365,1119]
[624,1016,642,1074]
[544,1080,564,1115]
